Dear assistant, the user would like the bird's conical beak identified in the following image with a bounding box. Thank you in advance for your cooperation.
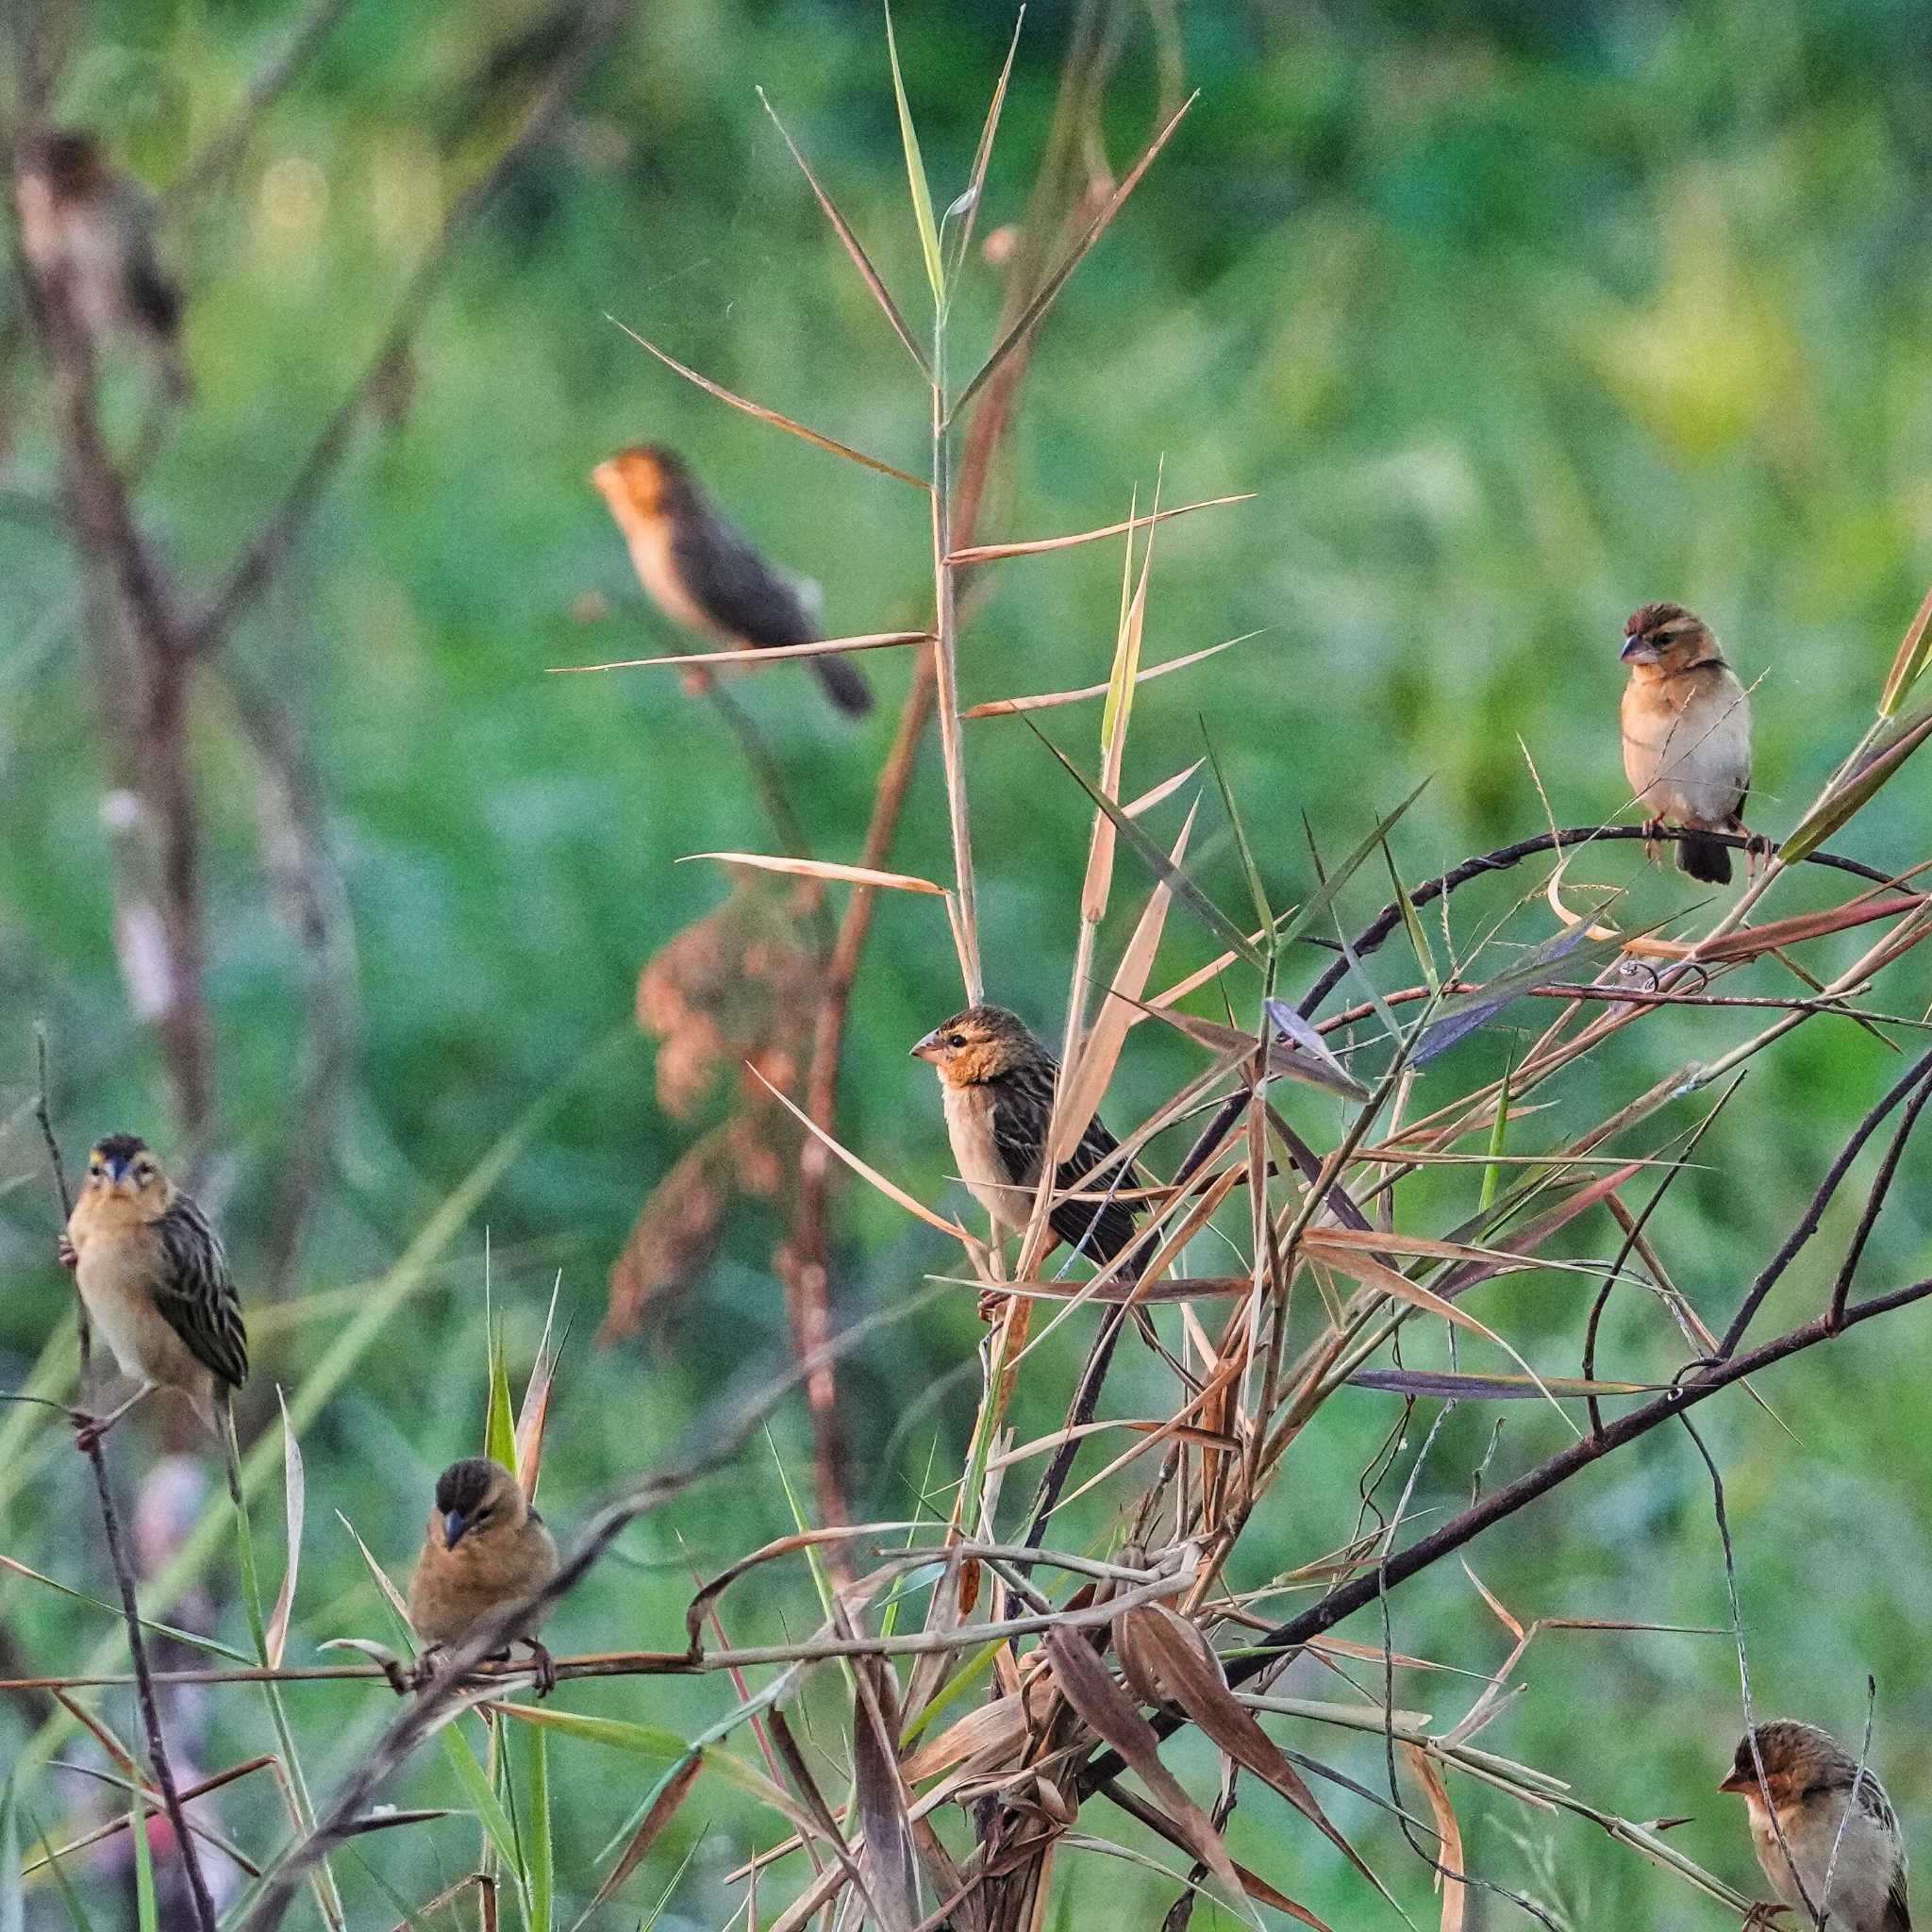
[910,1030,942,1062]
[1716,1769,1752,1795]
[1621,635,1657,663]
[444,1509,471,1550]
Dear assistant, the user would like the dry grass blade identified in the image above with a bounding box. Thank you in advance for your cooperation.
[949,495,1256,565]
[1042,1626,1252,1923]
[606,318,929,489]
[513,1280,563,1507]
[1053,805,1194,1164]
[950,93,1198,425]
[758,87,931,376]
[1782,709,1932,866]
[966,637,1255,719]
[748,1066,980,1246]
[1138,1002,1366,1102]
[572,1755,702,1930]
[682,853,946,895]
[265,1391,307,1670]
[551,628,930,675]
[1402,1743,1467,1932]
[1124,762,1205,819]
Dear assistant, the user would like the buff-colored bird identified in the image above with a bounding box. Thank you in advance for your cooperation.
[1620,601,1755,884]
[590,443,873,716]
[16,130,190,398]
[913,1006,1142,1316]
[408,1457,560,1694]
[1721,1720,1910,1930]
[60,1134,247,1455]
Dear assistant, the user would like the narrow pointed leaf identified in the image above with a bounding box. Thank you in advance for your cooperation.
[1411,924,1630,1066]
[1275,779,1431,957]
[949,495,1255,565]
[1781,705,1932,864]
[683,853,945,894]
[966,638,1254,719]
[265,1390,307,1670]
[949,8,1022,275]
[758,89,929,377]
[882,2,945,304]
[570,1756,702,1930]
[1878,583,1932,718]
[1031,725,1263,969]
[608,319,928,489]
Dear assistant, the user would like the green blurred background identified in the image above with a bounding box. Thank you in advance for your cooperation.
[4,0,1932,1924]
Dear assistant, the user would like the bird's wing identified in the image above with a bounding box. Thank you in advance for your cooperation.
[988,1057,1055,1195]
[670,512,816,649]
[117,182,182,338]
[153,1195,248,1389]
[1886,1873,1910,1932]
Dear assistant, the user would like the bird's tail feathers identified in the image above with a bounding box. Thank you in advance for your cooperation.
[813,652,874,717]
[1676,832,1733,884]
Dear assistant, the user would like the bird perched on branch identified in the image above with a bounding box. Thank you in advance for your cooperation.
[591,443,873,717]
[408,1457,559,1695]
[912,1005,1143,1318]
[15,129,191,399]
[59,1134,246,1458]
[1721,1720,1910,1931]
[1620,601,1756,884]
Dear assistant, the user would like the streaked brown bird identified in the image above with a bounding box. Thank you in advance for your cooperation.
[60,1134,246,1452]
[15,130,190,398]
[1721,1720,1909,1931]
[912,1005,1142,1317]
[590,443,873,717]
[407,1457,560,1694]
[1620,601,1755,884]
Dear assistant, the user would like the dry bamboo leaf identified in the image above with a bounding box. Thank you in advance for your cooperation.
[1124,1605,1386,1892]
[684,853,946,895]
[757,89,929,378]
[948,494,1254,564]
[1459,1561,1524,1641]
[1053,805,1195,1164]
[1402,1743,1467,1932]
[1043,1625,1249,1916]
[852,1670,919,1932]
[749,1067,979,1246]
[571,1755,702,1930]
[901,1697,1028,1784]
[968,638,1253,720]
[1124,762,1204,818]
[513,1283,562,1504]
[1879,582,1932,717]
[553,627,930,676]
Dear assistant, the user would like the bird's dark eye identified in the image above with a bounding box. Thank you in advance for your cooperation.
[948,1034,966,1049]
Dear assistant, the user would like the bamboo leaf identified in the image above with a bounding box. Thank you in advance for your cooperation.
[484,1327,518,1476]
[1402,1744,1467,1932]
[952,94,1196,424]
[883,1,945,306]
[130,1798,158,1932]
[570,1756,702,1931]
[965,636,1257,719]
[1274,779,1431,955]
[554,628,928,676]
[947,8,1022,277]
[1781,704,1932,864]
[528,1725,555,1932]
[440,1726,522,1870]
[1411,924,1630,1066]
[1206,728,1272,943]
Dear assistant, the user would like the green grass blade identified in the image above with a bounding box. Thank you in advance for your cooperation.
[882,1,945,307]
[0,1774,21,1932]
[28,1819,95,1932]
[1382,838,1438,991]
[486,1324,518,1475]
[1030,724,1263,968]
[129,1798,158,1932]
[528,1725,554,1932]
[1203,725,1273,946]
[1480,1057,1512,1211]
[441,1724,523,1869]
[1274,778,1431,956]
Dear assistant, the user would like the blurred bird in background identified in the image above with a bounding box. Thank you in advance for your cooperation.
[912,1005,1143,1318]
[15,129,191,399]
[60,1134,247,1461]
[1721,1720,1910,1931]
[408,1457,560,1694]
[591,443,874,717]
[1620,600,1755,884]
